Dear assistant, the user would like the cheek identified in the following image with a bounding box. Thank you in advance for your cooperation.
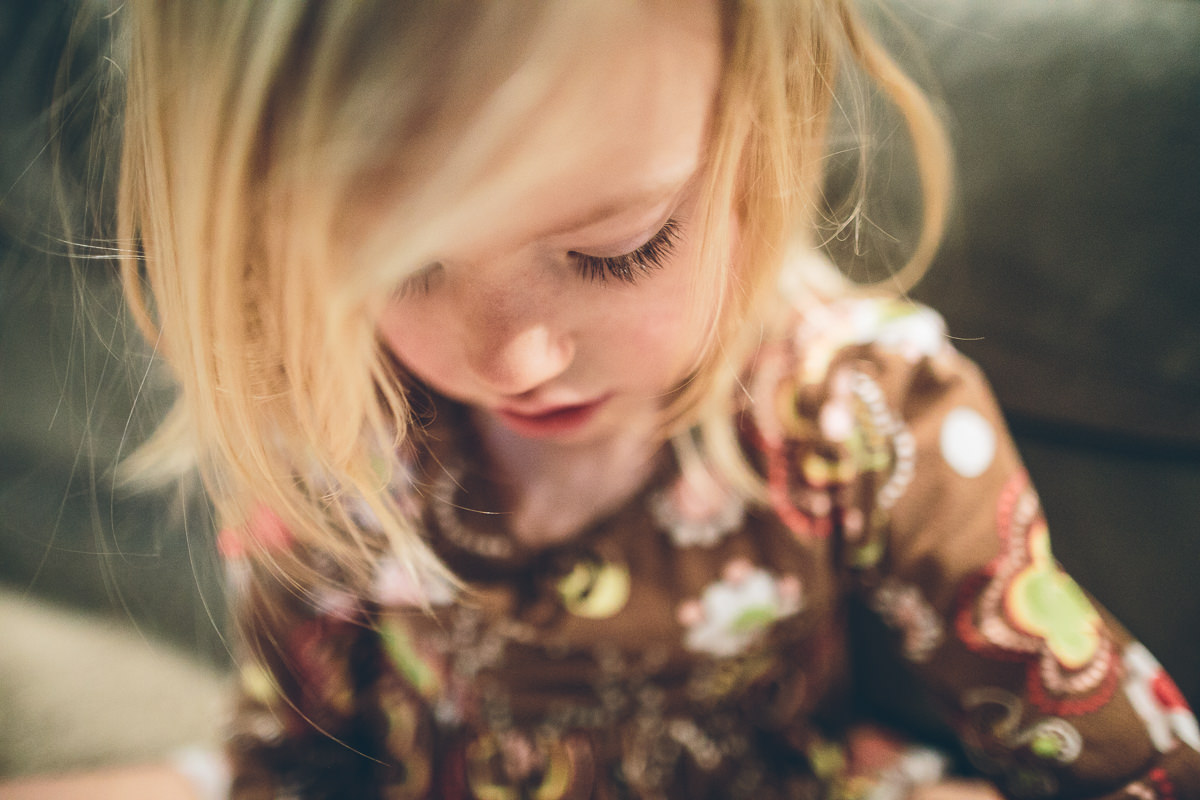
[639,301,702,364]
[378,305,455,384]
[602,276,715,382]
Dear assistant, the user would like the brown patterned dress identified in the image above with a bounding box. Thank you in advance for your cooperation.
[221,298,1200,799]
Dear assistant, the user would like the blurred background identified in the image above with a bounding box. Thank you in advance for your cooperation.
[2,0,1199,780]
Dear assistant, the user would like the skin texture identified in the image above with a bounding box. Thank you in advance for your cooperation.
[377,1,724,546]
[0,766,196,800]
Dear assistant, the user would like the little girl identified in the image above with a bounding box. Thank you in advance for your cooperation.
[23,1,1200,798]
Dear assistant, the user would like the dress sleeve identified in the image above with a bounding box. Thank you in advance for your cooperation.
[218,507,435,799]
[758,298,1200,799]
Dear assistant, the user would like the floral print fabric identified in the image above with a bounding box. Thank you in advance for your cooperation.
[221,298,1200,799]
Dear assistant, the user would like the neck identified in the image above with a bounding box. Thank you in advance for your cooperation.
[469,405,665,547]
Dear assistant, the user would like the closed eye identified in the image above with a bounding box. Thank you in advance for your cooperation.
[395,217,682,297]
[394,261,444,299]
[570,218,682,285]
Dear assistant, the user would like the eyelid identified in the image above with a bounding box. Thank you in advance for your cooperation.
[395,216,684,297]
[394,261,444,298]
[569,217,682,285]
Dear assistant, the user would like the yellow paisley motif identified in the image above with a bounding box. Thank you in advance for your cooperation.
[776,379,816,439]
[801,453,857,487]
[533,738,575,800]
[557,559,631,619]
[1006,521,1102,670]
[239,662,278,707]
[466,734,582,800]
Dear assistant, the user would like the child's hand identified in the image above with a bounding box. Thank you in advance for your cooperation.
[0,764,197,800]
[911,779,1004,800]
[845,724,1004,800]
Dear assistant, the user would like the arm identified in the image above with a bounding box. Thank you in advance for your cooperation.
[862,321,1200,797]
[767,298,1200,798]
[217,513,437,798]
[0,765,197,800]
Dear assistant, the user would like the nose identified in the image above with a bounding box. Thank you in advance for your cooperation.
[463,298,575,397]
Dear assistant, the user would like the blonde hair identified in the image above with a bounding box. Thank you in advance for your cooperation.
[113,1,950,591]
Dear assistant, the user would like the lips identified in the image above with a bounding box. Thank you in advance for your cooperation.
[492,395,611,438]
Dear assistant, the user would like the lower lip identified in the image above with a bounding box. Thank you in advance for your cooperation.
[493,398,609,438]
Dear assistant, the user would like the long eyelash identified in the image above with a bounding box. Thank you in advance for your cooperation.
[395,262,442,298]
[571,218,682,284]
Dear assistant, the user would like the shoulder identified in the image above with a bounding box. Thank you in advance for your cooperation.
[219,498,457,620]
[746,294,982,450]
[743,296,1005,549]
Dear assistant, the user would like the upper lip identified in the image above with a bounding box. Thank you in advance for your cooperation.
[495,395,609,418]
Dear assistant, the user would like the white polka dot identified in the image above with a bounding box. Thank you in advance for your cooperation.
[940,407,996,478]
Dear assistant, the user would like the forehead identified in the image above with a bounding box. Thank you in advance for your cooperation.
[361,1,722,262]
[524,3,722,227]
